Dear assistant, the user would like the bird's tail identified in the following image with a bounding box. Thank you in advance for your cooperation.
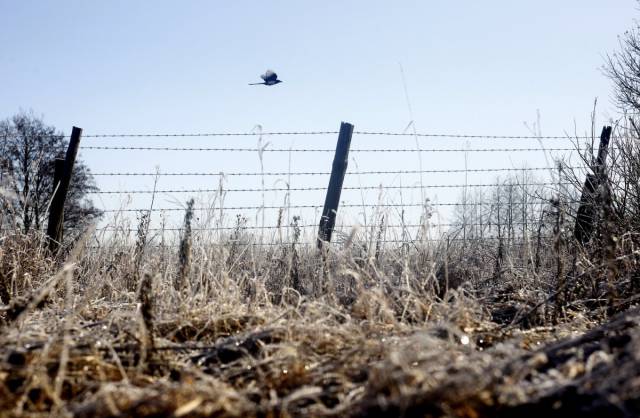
[248,82,264,85]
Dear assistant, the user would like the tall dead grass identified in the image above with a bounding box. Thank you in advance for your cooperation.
[1,127,640,415]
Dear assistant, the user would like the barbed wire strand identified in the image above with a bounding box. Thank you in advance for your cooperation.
[83,131,339,138]
[96,220,546,233]
[88,182,573,195]
[69,130,593,140]
[87,236,554,248]
[91,166,586,177]
[98,199,572,213]
[81,145,576,153]
[354,131,582,139]
[21,129,614,141]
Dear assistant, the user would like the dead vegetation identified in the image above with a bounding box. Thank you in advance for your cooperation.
[1,126,640,417]
[0,218,638,417]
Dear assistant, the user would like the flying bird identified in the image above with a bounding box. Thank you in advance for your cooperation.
[249,70,283,86]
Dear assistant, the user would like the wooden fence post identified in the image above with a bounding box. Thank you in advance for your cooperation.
[317,122,354,248]
[573,126,612,245]
[48,158,65,244]
[47,126,83,252]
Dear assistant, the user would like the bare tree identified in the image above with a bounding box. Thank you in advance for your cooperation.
[605,17,640,113]
[0,111,101,238]
[602,14,640,238]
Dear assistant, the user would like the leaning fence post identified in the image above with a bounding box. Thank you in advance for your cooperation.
[47,126,83,252]
[573,125,612,245]
[48,158,65,243]
[317,122,354,248]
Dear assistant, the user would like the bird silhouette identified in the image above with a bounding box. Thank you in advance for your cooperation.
[249,70,283,86]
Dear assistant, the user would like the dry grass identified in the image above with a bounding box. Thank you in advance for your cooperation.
[2,125,640,416]
[0,215,639,418]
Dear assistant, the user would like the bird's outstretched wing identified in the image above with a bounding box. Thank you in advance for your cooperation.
[261,70,278,82]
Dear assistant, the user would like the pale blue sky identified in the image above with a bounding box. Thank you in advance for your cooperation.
[1,1,634,133]
[1,1,637,238]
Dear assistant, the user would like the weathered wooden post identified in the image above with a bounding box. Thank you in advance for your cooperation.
[48,158,65,244]
[46,127,83,252]
[317,122,354,248]
[573,126,612,245]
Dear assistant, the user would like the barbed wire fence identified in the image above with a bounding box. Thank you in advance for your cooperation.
[41,122,611,251]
